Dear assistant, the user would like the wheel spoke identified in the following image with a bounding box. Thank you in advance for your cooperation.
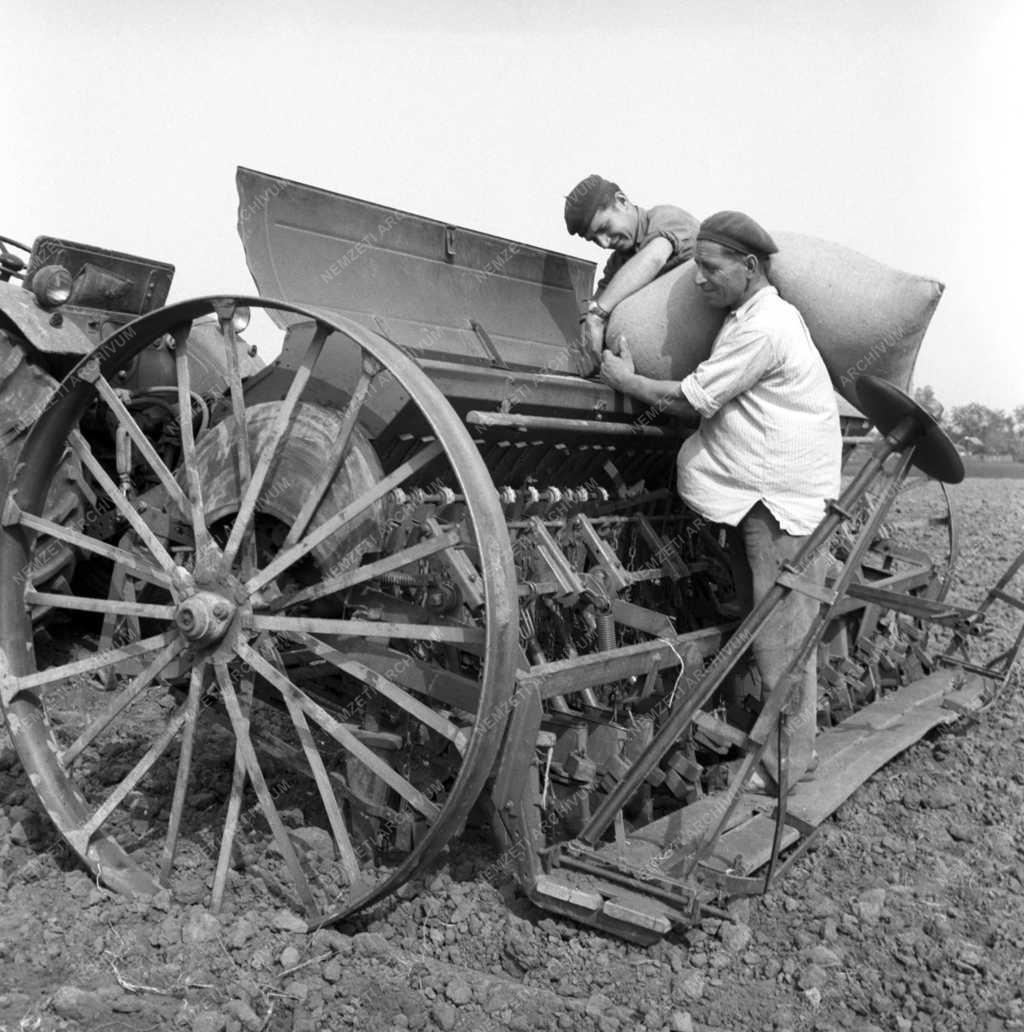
[261,639,361,884]
[59,639,182,768]
[91,373,190,516]
[245,439,445,595]
[3,630,178,699]
[69,430,179,578]
[159,661,206,884]
[24,589,175,621]
[212,661,319,919]
[235,641,441,821]
[174,330,217,560]
[281,364,374,551]
[276,528,461,610]
[12,510,170,589]
[287,632,469,754]
[246,614,484,646]
[65,698,192,854]
[210,665,253,913]
[222,322,329,567]
[217,306,258,579]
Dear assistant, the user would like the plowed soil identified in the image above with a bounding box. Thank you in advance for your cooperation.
[1,479,1022,1032]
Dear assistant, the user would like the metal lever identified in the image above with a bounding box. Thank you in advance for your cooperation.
[469,321,508,369]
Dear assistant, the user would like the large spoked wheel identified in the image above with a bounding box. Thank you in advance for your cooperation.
[0,297,518,924]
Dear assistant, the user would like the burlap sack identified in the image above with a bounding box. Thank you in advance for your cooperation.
[605,231,944,408]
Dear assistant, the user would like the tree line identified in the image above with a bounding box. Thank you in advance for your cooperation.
[913,386,1024,460]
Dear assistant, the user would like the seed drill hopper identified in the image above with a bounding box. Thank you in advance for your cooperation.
[0,171,1020,945]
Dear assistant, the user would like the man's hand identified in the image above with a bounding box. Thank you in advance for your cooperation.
[581,314,606,368]
[600,336,636,390]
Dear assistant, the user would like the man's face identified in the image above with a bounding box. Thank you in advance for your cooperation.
[585,196,638,252]
[694,241,753,309]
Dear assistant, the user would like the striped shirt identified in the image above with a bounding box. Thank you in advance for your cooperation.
[677,286,841,535]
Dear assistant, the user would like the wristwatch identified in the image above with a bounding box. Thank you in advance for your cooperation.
[581,299,611,322]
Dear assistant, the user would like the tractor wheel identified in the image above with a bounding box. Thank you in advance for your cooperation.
[0,328,88,611]
[0,297,518,925]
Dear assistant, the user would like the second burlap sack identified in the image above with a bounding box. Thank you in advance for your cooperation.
[605,231,944,409]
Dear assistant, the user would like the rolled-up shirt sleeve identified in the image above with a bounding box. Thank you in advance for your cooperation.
[640,205,699,265]
[680,326,778,417]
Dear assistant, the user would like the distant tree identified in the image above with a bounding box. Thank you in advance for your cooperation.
[945,404,990,449]
[1011,406,1024,460]
[913,384,944,420]
[982,410,1014,456]
[908,395,1024,459]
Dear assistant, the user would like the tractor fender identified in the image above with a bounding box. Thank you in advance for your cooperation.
[0,280,94,357]
[117,317,264,398]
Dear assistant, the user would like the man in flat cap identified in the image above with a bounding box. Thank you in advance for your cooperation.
[564,175,698,372]
[601,210,841,792]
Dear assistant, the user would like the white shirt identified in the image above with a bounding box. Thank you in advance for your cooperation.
[677,286,841,535]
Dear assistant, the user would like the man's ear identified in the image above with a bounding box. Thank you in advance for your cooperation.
[613,191,630,210]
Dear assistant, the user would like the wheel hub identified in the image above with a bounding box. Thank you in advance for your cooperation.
[174,590,236,646]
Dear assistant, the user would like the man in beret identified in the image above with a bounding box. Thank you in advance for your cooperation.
[564,174,699,372]
[600,210,841,793]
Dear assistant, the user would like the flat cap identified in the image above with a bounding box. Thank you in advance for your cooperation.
[564,174,621,237]
[697,211,777,257]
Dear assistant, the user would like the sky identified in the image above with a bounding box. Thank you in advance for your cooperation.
[4,0,1021,412]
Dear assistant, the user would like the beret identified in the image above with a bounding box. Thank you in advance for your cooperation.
[564,174,621,237]
[697,210,778,257]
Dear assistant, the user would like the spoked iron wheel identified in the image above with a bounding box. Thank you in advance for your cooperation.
[0,297,518,924]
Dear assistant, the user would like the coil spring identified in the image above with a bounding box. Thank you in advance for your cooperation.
[519,603,537,644]
[596,612,616,652]
[381,572,420,587]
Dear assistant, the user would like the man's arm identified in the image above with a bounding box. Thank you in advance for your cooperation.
[582,238,674,367]
[595,237,673,311]
[600,340,699,422]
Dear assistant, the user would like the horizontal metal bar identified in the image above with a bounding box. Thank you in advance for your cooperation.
[829,568,931,616]
[844,582,978,624]
[506,513,677,529]
[554,853,696,917]
[247,614,484,645]
[25,590,176,620]
[776,570,839,605]
[518,624,734,699]
[466,410,682,439]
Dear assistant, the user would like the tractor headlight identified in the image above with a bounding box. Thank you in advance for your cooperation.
[31,264,73,307]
